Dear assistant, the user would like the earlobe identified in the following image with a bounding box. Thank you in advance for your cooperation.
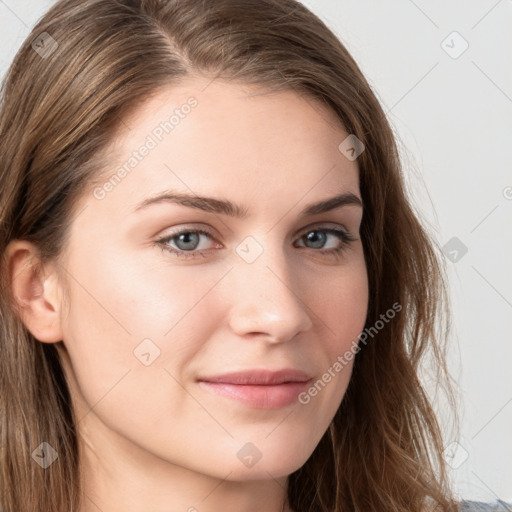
[5,240,64,344]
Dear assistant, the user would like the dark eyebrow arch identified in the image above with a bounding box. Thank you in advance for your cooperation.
[134,190,362,218]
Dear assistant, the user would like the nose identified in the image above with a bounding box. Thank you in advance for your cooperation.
[227,238,314,343]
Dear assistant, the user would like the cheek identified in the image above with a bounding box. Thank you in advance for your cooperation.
[58,263,215,441]
[300,263,368,417]
[309,254,369,355]
[59,249,226,396]
[291,264,368,450]
[62,240,219,337]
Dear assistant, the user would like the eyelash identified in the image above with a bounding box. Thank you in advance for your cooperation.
[156,226,358,261]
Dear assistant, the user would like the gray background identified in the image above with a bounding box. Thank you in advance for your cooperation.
[1,0,510,502]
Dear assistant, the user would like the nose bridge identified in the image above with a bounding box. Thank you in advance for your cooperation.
[226,233,313,340]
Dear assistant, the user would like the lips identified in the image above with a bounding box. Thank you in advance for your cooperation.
[198,368,311,385]
[197,369,312,409]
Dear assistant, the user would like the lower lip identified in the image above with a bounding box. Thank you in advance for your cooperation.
[198,380,310,409]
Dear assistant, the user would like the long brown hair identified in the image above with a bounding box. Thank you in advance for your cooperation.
[0,1,460,511]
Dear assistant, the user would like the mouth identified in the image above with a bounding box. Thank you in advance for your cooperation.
[197,369,312,409]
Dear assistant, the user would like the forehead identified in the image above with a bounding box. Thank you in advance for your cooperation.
[87,77,360,218]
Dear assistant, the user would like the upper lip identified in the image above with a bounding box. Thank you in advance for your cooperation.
[198,369,312,385]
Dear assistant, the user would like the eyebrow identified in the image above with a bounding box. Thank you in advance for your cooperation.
[134,190,363,218]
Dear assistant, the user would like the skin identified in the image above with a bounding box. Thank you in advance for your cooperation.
[7,76,368,512]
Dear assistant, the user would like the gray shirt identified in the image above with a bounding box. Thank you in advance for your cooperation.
[458,500,512,511]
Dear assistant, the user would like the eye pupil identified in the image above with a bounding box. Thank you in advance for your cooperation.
[305,231,326,249]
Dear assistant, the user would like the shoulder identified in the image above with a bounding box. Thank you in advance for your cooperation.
[457,500,512,511]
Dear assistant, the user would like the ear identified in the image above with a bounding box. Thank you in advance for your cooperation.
[5,240,64,343]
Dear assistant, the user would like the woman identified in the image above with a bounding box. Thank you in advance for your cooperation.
[0,1,508,511]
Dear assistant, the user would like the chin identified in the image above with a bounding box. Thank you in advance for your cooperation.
[220,434,318,481]
[223,457,307,482]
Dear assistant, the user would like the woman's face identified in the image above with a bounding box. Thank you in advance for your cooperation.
[56,77,368,480]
